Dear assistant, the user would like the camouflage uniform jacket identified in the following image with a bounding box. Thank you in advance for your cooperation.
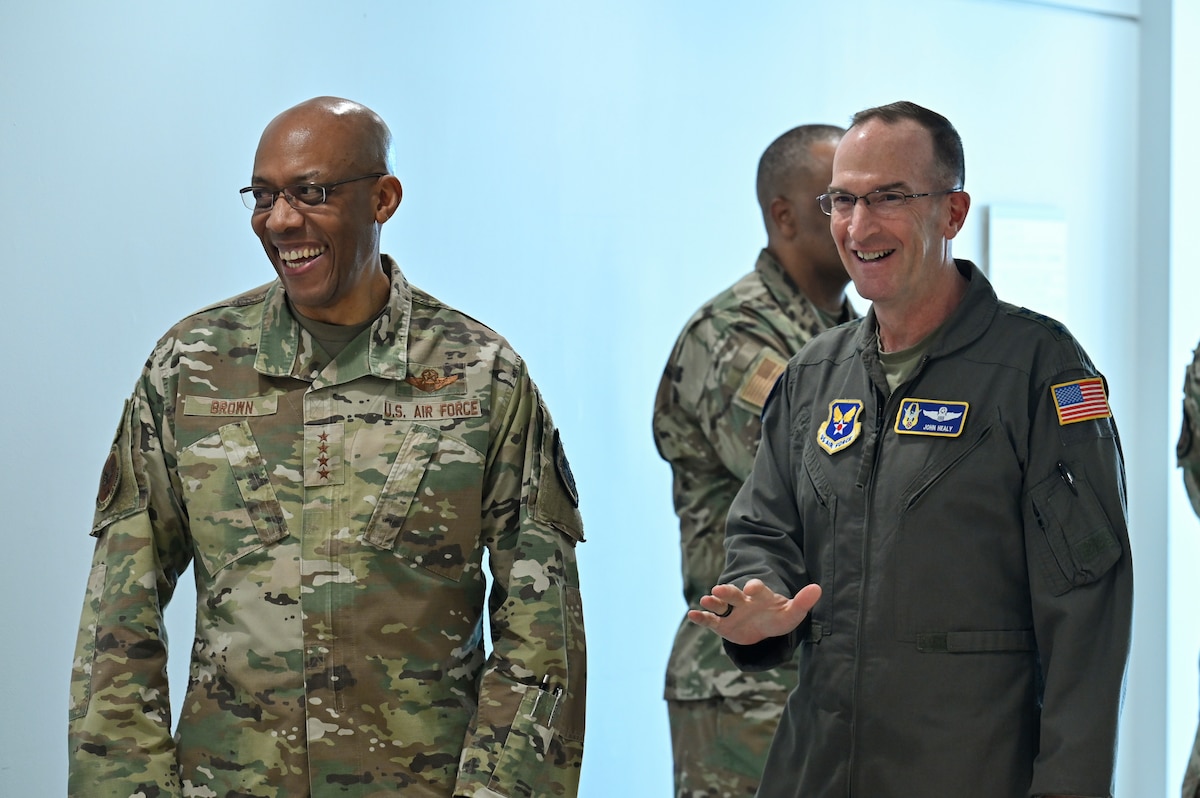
[69,256,586,798]
[652,249,854,702]
[1177,342,1200,798]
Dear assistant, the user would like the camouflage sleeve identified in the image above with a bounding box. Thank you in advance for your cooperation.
[690,326,789,483]
[454,357,586,797]
[68,352,193,796]
[1179,342,1200,518]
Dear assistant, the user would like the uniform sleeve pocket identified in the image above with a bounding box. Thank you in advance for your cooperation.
[529,404,584,544]
[486,683,562,797]
[1027,464,1122,596]
[69,563,107,720]
[557,585,586,742]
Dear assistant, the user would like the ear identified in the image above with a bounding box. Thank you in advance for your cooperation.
[769,196,796,238]
[374,175,403,223]
[943,190,971,240]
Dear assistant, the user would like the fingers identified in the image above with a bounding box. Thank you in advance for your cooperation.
[688,586,744,630]
[687,608,720,629]
[709,583,748,605]
[697,593,736,619]
[741,578,771,599]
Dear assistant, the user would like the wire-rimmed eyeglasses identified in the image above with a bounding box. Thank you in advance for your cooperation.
[817,187,962,217]
[239,173,387,211]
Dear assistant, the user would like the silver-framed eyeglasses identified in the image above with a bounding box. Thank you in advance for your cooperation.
[817,187,962,217]
[239,173,387,211]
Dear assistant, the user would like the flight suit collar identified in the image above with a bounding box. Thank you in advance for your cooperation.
[857,259,997,355]
[856,259,998,390]
[254,254,413,383]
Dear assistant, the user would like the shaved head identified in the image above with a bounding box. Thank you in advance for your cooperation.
[258,96,394,178]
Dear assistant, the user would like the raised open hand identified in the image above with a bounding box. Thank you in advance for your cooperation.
[687,579,822,646]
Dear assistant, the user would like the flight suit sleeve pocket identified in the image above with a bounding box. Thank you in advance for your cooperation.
[1027,465,1122,596]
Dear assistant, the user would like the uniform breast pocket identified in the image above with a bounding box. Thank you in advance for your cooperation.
[362,424,484,581]
[178,421,289,576]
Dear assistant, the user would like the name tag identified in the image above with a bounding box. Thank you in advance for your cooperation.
[184,395,279,417]
[894,398,969,437]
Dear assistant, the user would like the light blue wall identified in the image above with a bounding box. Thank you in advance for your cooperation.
[0,0,1182,794]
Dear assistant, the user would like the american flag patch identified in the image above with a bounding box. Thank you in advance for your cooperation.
[1051,377,1111,425]
[737,350,787,410]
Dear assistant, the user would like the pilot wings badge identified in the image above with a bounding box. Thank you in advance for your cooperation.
[817,399,864,455]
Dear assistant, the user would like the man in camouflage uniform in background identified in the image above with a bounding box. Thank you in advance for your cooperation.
[652,124,852,797]
[1178,344,1200,798]
[68,96,586,798]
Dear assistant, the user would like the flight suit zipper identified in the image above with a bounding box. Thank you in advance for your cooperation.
[847,355,929,796]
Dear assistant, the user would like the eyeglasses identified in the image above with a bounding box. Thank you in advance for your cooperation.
[817,188,962,217]
[239,173,387,211]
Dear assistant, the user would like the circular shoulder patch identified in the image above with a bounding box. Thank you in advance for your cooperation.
[553,429,579,508]
[96,446,121,511]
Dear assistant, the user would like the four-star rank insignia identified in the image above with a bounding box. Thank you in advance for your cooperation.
[817,400,864,454]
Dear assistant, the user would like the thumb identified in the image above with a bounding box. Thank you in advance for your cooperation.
[791,583,822,615]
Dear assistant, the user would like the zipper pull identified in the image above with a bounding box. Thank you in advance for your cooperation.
[1057,461,1078,495]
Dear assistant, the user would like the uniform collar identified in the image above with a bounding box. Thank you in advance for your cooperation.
[755,248,855,326]
[254,254,412,383]
[857,259,998,362]
[755,248,807,312]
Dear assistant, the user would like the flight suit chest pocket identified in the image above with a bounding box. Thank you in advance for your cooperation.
[363,424,484,581]
[798,414,837,643]
[179,420,289,576]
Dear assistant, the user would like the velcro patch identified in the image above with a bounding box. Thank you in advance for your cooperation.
[184,395,279,416]
[96,446,120,511]
[1051,377,1111,425]
[382,399,483,421]
[554,429,579,508]
[817,399,864,454]
[894,399,969,437]
[736,350,788,411]
[398,363,468,397]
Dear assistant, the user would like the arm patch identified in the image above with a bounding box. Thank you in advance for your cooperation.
[733,349,787,413]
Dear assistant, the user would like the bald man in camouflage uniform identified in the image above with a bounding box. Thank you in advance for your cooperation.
[1179,345,1200,798]
[68,97,586,797]
[653,124,852,797]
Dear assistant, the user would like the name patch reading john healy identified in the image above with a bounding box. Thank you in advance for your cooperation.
[894,398,969,437]
[384,399,483,420]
